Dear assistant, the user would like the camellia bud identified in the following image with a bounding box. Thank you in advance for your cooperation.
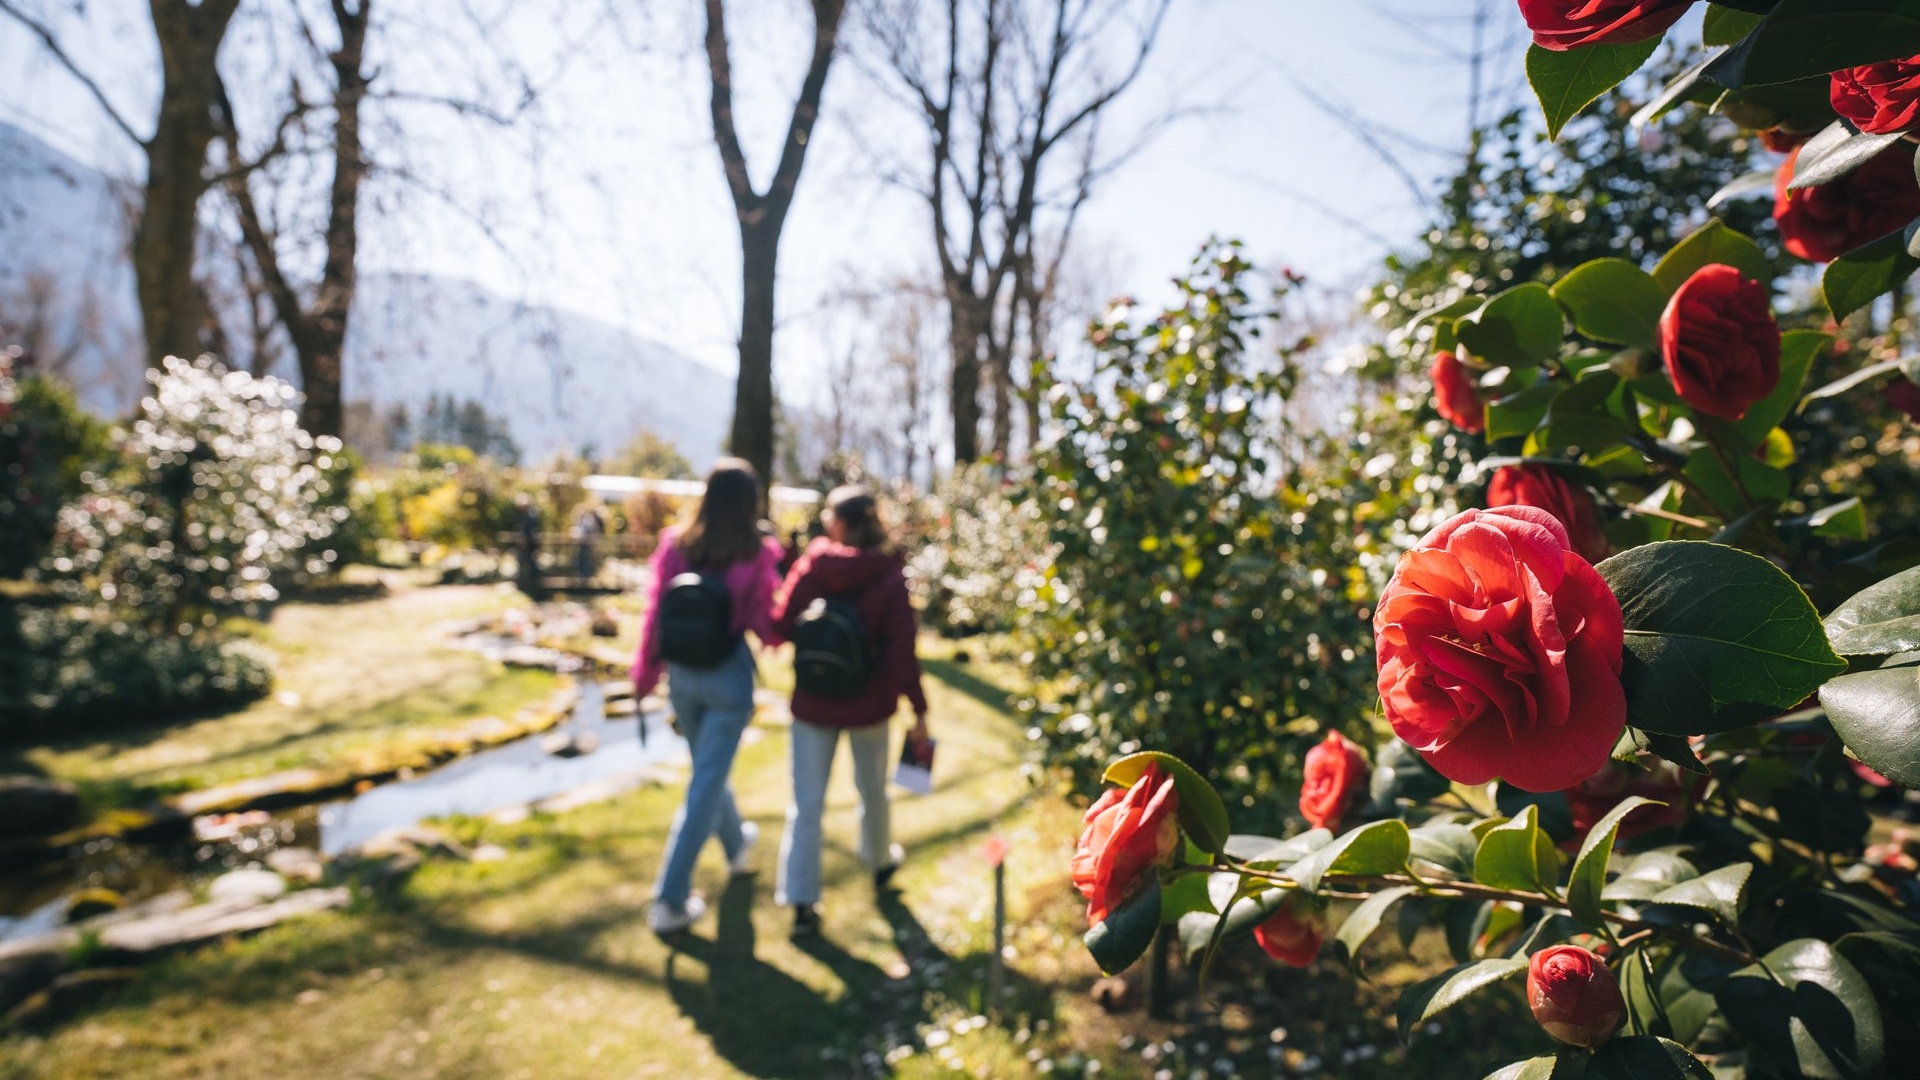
[1528,945,1626,1048]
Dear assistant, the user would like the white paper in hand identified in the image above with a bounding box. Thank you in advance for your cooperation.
[893,735,936,796]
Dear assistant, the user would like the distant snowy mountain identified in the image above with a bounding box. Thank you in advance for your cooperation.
[0,121,731,464]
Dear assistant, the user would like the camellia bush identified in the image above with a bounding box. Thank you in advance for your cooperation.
[1027,245,1379,828]
[903,464,1047,637]
[1071,7,1920,1079]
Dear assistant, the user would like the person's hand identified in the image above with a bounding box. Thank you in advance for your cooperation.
[910,713,930,744]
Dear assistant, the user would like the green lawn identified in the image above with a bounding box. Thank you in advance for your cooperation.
[3,582,559,809]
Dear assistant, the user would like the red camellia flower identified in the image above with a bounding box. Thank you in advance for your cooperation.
[1430,351,1485,434]
[1885,377,1920,424]
[1831,56,1920,134]
[1071,763,1180,926]
[1486,464,1610,564]
[1528,945,1626,1048]
[1517,0,1693,51]
[1374,506,1626,793]
[1659,264,1781,421]
[1775,142,1920,263]
[1298,731,1369,831]
[1254,898,1323,968]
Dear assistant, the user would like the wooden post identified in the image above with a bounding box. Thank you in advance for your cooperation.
[983,836,1009,1016]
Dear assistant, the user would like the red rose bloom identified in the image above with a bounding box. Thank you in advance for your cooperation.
[1374,506,1626,793]
[1431,351,1485,434]
[1486,464,1610,564]
[1517,0,1693,51]
[1254,898,1322,968]
[1775,143,1920,263]
[1831,56,1920,135]
[1528,945,1625,1048]
[1298,731,1369,831]
[1659,263,1781,422]
[1885,377,1920,424]
[1071,763,1179,926]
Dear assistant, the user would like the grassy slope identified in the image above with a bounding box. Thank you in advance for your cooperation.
[5,584,558,808]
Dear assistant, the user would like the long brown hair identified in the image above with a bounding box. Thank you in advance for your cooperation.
[678,458,763,567]
[826,485,889,551]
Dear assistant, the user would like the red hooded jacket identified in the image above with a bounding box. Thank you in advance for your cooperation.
[774,538,928,728]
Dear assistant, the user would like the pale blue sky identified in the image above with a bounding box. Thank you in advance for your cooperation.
[0,1,1538,403]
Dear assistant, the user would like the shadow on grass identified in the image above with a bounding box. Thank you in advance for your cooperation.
[921,658,1014,713]
[666,876,905,1079]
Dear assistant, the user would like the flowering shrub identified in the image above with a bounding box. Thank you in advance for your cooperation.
[1026,246,1378,825]
[1075,12,1920,1078]
[902,464,1045,636]
[47,355,345,631]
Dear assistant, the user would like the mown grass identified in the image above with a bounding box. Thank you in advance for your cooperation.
[2,582,559,810]
[2,638,1550,1079]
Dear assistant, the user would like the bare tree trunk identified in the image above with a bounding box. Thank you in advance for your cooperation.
[705,0,847,486]
[947,288,984,463]
[137,0,243,365]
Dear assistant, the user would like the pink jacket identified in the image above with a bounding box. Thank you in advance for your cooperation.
[631,526,786,698]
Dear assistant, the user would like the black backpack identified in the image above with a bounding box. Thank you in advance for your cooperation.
[791,596,871,697]
[656,571,739,668]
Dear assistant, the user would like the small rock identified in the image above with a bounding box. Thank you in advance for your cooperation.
[0,776,82,840]
[602,680,635,702]
[266,846,327,885]
[207,869,288,904]
[589,612,620,637]
[603,697,638,717]
[295,988,326,1005]
[63,888,127,923]
[470,843,509,864]
[540,730,599,758]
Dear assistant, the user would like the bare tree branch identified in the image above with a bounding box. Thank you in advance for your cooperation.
[0,0,147,148]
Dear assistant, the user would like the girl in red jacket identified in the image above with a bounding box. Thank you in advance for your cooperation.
[772,485,929,936]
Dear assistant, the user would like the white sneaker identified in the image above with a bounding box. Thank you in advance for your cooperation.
[729,822,760,877]
[649,894,707,935]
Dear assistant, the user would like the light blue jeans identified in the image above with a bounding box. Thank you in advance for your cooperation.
[653,644,755,910]
[776,719,893,907]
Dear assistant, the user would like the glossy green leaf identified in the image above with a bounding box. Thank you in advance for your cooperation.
[1706,168,1781,211]
[1225,830,1330,866]
[1457,284,1566,368]
[1486,384,1561,441]
[1158,869,1216,925]
[1647,863,1751,924]
[1729,330,1828,448]
[1701,4,1763,46]
[1801,353,1920,403]
[1396,957,1529,1044]
[1603,850,1700,902]
[1632,54,1717,127]
[1787,122,1907,190]
[1716,938,1885,1079]
[1085,875,1161,975]
[1820,650,1920,788]
[1825,564,1920,656]
[1528,39,1661,140]
[1334,885,1416,968]
[1653,219,1771,292]
[1809,497,1868,540]
[1587,1036,1713,1080]
[1551,259,1668,348]
[1104,750,1231,855]
[1705,0,1920,89]
[1597,542,1848,735]
[1567,796,1662,928]
[1368,739,1452,808]
[1474,805,1559,894]
[1409,821,1480,877]
[1823,228,1920,320]
[1682,441,1790,511]
[1286,819,1410,892]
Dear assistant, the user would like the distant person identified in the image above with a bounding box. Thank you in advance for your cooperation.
[571,500,606,579]
[632,458,786,935]
[772,485,930,937]
[513,493,542,599]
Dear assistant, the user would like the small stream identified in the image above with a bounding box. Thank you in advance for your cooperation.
[0,683,688,944]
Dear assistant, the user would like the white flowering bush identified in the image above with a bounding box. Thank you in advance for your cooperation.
[903,465,1049,636]
[48,354,346,631]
